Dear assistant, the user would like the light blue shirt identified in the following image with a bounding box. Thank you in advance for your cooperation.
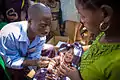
[0,21,46,69]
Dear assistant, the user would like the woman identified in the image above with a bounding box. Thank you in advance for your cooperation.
[58,0,120,80]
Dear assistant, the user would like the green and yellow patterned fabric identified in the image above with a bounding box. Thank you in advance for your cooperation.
[80,32,120,80]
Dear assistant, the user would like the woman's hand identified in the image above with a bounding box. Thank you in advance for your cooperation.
[57,63,81,80]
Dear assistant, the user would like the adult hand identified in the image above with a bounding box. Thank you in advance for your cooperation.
[47,59,56,73]
[57,63,81,80]
[37,57,51,68]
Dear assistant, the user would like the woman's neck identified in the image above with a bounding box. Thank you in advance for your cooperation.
[101,35,120,43]
[101,26,120,43]
[105,23,120,37]
[100,15,120,43]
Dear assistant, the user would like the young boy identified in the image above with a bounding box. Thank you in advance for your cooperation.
[0,3,52,80]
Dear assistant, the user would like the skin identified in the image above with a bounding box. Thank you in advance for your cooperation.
[76,5,103,35]
[27,3,52,41]
[64,48,74,63]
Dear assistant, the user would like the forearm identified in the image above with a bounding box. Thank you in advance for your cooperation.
[22,57,51,68]
[70,72,82,80]
[71,76,82,80]
[22,59,38,67]
[71,70,83,80]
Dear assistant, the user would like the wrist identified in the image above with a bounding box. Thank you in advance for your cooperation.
[22,59,39,66]
[34,60,39,66]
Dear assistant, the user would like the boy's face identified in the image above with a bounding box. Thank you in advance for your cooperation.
[30,13,51,37]
[64,48,74,63]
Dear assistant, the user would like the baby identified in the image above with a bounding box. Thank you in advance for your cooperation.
[46,45,74,79]
[34,42,84,80]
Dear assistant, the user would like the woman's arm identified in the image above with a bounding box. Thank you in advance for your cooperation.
[57,63,82,80]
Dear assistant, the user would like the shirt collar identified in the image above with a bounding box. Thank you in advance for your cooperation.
[28,36,46,48]
[18,21,46,43]
[18,21,29,42]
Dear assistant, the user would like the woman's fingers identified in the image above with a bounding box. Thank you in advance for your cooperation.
[61,63,71,72]
[57,63,71,76]
[56,67,66,76]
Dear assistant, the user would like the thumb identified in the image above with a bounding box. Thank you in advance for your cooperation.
[70,67,77,71]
